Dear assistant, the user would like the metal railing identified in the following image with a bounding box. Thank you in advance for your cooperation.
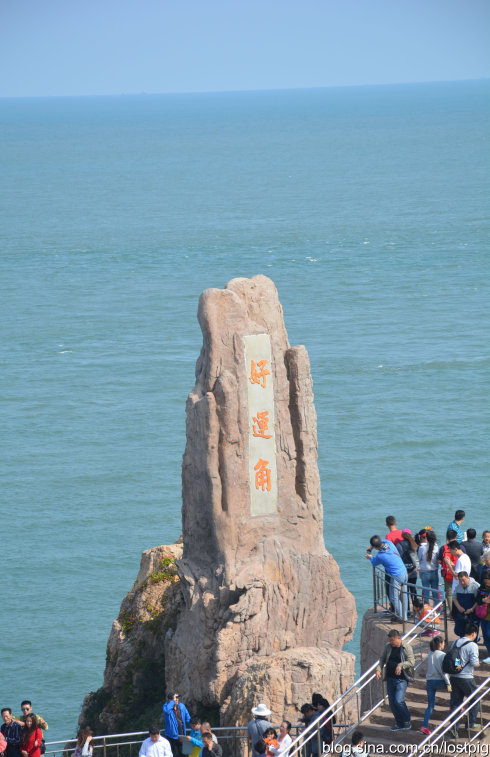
[414,674,490,752]
[44,725,303,757]
[372,564,448,639]
[283,603,448,756]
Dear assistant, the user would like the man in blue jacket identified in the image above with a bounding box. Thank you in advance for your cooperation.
[367,535,408,620]
[162,693,191,757]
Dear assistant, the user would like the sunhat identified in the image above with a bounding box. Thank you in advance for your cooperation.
[251,703,272,717]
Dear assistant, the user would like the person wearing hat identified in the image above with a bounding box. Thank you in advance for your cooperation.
[247,704,272,757]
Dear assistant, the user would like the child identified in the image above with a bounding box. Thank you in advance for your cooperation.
[263,728,278,756]
[180,716,203,757]
[413,597,441,636]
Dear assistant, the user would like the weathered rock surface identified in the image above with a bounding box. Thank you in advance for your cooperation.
[80,275,356,741]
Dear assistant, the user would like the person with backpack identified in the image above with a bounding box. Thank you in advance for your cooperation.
[438,530,463,613]
[444,623,480,734]
[397,531,418,611]
[247,704,272,757]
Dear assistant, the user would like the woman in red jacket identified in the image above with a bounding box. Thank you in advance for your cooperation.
[20,714,42,757]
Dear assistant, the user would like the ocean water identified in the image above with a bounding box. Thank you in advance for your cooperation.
[1,80,489,743]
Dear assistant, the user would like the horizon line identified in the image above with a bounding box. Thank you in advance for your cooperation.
[0,76,488,100]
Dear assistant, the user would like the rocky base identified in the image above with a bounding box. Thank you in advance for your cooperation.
[80,542,184,734]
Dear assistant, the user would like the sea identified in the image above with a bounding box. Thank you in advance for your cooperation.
[1,80,489,744]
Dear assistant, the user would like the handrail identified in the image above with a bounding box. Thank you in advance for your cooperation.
[284,600,447,756]
[372,564,448,639]
[414,674,490,752]
[44,590,477,757]
[43,725,300,756]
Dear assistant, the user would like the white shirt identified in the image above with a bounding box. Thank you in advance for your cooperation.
[270,733,293,754]
[139,736,172,757]
[452,553,471,591]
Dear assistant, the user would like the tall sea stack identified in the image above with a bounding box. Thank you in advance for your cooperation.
[80,275,356,743]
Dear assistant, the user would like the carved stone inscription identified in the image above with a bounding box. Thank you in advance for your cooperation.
[244,333,278,516]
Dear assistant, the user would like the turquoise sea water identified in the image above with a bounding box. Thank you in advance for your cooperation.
[1,80,489,742]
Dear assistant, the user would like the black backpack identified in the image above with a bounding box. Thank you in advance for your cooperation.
[442,640,471,674]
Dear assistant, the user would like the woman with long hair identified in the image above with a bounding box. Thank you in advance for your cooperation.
[20,714,42,757]
[397,530,419,610]
[74,727,93,757]
[312,693,335,748]
[269,721,292,755]
[418,529,440,605]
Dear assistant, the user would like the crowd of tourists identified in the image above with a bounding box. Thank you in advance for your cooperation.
[366,509,490,655]
[368,509,490,738]
[1,703,50,757]
[246,694,336,756]
[158,692,336,756]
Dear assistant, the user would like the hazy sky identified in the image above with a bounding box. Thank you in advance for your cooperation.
[1,0,489,97]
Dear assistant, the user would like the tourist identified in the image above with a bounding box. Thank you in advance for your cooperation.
[417,529,440,605]
[19,714,42,757]
[420,636,450,735]
[452,572,479,637]
[396,530,418,610]
[366,535,408,619]
[200,723,217,745]
[482,531,490,560]
[311,694,334,747]
[449,623,480,734]
[0,731,6,755]
[162,693,191,757]
[200,732,222,757]
[1,709,22,757]
[179,716,202,757]
[462,529,484,580]
[447,510,465,544]
[477,551,490,582]
[412,597,440,637]
[73,727,94,757]
[262,728,278,756]
[247,704,272,757]
[385,516,403,545]
[438,529,461,613]
[445,541,471,593]
[138,725,172,757]
[342,730,367,756]
[14,704,47,732]
[375,628,415,731]
[299,704,319,756]
[476,569,490,663]
[268,721,292,755]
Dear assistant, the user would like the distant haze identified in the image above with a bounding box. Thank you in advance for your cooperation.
[0,0,489,97]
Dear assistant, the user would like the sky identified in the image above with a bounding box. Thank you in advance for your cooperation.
[0,0,489,97]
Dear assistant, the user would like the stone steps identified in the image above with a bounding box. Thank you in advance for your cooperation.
[355,723,489,752]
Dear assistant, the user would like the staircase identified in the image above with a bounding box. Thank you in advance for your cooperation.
[356,629,490,750]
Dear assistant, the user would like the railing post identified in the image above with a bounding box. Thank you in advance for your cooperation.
[443,597,448,644]
[103,737,107,757]
[316,720,321,756]
[373,565,377,613]
[402,581,406,634]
